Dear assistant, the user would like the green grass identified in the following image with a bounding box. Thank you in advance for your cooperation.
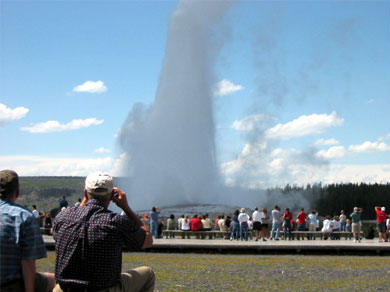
[37,253,390,292]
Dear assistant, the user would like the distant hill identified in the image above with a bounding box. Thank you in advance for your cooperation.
[18,176,85,212]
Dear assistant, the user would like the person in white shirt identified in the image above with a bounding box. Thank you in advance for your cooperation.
[331,216,341,240]
[321,215,333,240]
[252,207,263,241]
[270,205,282,240]
[238,208,250,241]
[307,209,318,240]
[32,204,39,219]
[177,215,185,230]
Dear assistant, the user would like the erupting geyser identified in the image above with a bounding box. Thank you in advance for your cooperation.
[118,0,232,209]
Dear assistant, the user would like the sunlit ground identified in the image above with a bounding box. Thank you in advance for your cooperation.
[38,252,390,292]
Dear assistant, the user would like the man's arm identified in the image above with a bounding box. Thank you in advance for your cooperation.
[112,187,153,248]
[21,259,36,292]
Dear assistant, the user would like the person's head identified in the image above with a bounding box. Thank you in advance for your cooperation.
[381,207,386,212]
[78,198,82,203]
[262,208,267,213]
[334,216,339,221]
[346,219,351,223]
[0,170,19,202]
[32,205,37,210]
[61,196,66,200]
[255,207,258,211]
[353,207,358,212]
[84,171,114,205]
[300,208,304,212]
[286,208,290,212]
[311,209,316,214]
[240,208,246,213]
[234,210,239,216]
[274,205,279,210]
[45,212,52,218]
[340,210,344,214]
[326,215,331,220]
[170,214,175,220]
[202,214,207,219]
[181,214,185,218]
[152,206,157,212]
[193,214,198,219]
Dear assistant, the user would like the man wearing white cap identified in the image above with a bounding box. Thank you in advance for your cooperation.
[350,207,363,243]
[53,171,154,292]
[375,206,387,243]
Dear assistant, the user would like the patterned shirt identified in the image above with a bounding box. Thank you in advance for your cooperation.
[0,199,47,285]
[53,199,146,289]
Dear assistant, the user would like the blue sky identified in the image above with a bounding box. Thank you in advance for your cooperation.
[1,0,389,188]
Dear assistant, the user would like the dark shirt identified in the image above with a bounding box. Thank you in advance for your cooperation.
[232,215,239,223]
[58,199,68,209]
[53,199,146,289]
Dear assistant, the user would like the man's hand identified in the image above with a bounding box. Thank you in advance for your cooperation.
[111,187,130,211]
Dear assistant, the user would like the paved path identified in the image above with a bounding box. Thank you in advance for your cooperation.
[43,235,390,255]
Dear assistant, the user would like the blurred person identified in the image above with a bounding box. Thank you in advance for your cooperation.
[32,204,39,219]
[189,214,203,231]
[321,215,333,240]
[375,206,387,243]
[283,208,293,240]
[53,171,154,292]
[74,198,82,207]
[238,208,250,241]
[252,207,262,241]
[0,170,55,292]
[270,205,282,240]
[166,214,176,238]
[218,215,227,232]
[365,225,375,240]
[350,207,363,243]
[296,208,307,240]
[339,210,347,231]
[260,208,270,240]
[307,210,318,240]
[177,214,185,230]
[58,196,68,209]
[345,219,352,232]
[230,210,240,241]
[201,214,212,231]
[331,216,341,240]
[181,215,191,231]
[150,206,160,239]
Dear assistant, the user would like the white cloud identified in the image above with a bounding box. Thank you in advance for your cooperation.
[265,111,344,140]
[316,146,346,160]
[313,138,339,146]
[73,80,107,93]
[349,141,390,153]
[214,79,244,97]
[0,103,29,126]
[0,154,127,177]
[231,114,271,132]
[20,118,104,133]
[94,147,111,154]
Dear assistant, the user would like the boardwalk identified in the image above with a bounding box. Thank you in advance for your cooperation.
[43,235,390,255]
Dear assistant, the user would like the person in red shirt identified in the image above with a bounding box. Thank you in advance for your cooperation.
[189,214,203,231]
[375,206,387,242]
[296,208,307,240]
[283,208,293,240]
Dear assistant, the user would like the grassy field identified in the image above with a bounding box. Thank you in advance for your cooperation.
[38,252,390,292]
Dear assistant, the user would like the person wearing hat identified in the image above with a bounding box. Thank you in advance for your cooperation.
[238,208,250,241]
[350,207,363,243]
[52,171,154,292]
[0,169,56,292]
[375,206,387,242]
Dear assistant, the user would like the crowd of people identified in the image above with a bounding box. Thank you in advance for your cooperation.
[1,167,389,292]
[146,205,390,243]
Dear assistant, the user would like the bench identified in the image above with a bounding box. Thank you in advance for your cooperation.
[162,230,255,240]
[289,231,361,240]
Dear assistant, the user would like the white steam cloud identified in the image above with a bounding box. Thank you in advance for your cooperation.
[118,0,232,209]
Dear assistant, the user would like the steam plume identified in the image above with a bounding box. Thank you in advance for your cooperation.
[118,0,231,209]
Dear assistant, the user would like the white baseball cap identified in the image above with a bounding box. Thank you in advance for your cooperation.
[381,207,386,211]
[85,171,113,196]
